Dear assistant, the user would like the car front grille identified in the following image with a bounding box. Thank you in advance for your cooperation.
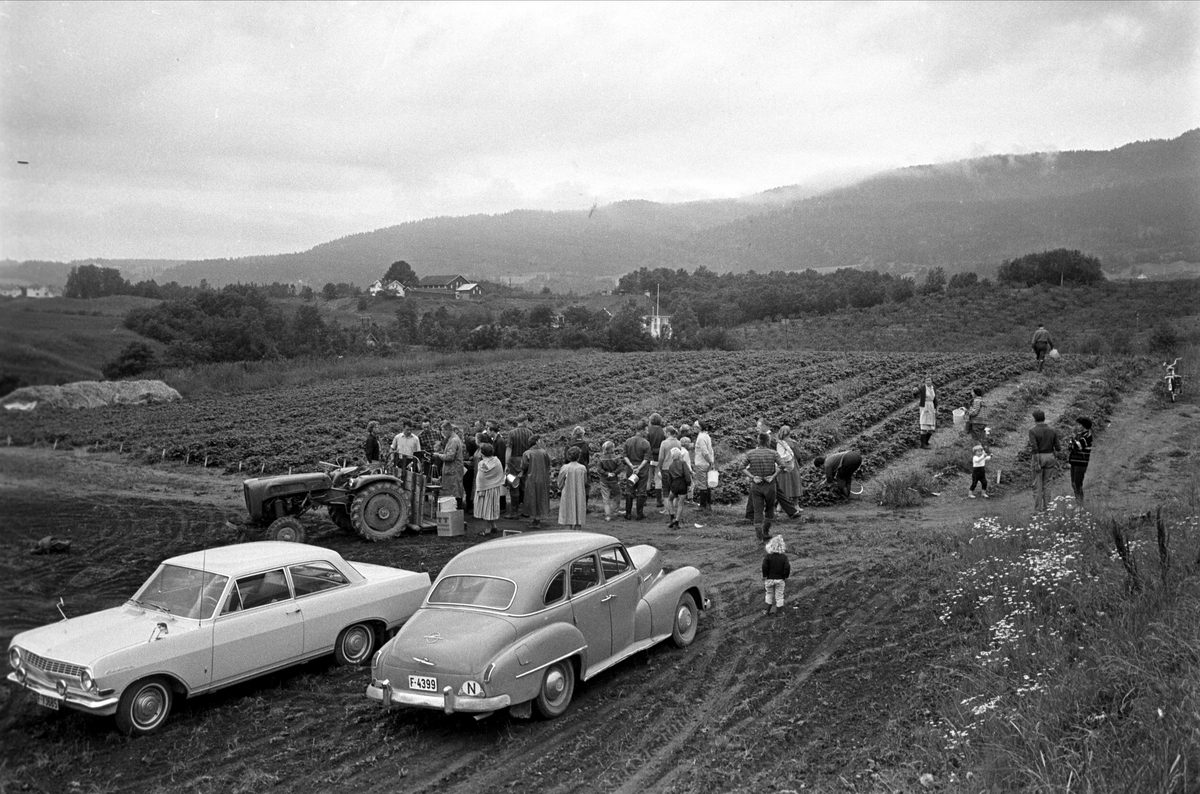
[23,650,85,679]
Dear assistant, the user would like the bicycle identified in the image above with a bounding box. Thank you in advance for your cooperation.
[1164,358,1183,403]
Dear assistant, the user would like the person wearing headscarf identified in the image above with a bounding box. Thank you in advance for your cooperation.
[473,442,505,535]
[914,375,938,449]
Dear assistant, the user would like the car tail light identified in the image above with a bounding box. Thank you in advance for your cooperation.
[483,663,495,683]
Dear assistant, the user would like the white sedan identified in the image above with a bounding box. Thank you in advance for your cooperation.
[7,541,430,735]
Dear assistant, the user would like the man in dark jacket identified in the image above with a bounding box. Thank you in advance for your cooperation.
[505,416,534,519]
[1028,409,1061,511]
[363,421,381,465]
[622,420,652,520]
[646,413,666,507]
[1067,416,1093,505]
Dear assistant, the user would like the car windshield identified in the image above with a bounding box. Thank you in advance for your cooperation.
[428,575,516,610]
[132,564,229,621]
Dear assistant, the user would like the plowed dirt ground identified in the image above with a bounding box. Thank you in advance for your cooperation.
[1,367,1194,794]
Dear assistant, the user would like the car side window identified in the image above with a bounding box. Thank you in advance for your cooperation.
[290,561,349,597]
[235,569,292,611]
[569,555,600,596]
[599,547,632,580]
[544,570,566,605]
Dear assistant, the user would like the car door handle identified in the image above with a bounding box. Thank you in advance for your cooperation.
[286,608,301,615]
[601,594,615,602]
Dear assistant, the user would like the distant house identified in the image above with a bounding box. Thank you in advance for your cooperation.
[0,286,24,298]
[643,314,671,339]
[419,274,470,291]
[25,286,58,299]
[368,279,407,297]
[455,282,482,299]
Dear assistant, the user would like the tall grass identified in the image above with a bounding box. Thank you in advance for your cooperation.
[925,500,1200,791]
[157,348,584,397]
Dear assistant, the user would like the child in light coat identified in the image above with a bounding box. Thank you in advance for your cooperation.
[969,444,991,498]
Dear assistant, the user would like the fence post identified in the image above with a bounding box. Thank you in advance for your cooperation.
[162,448,166,460]
[185,453,190,465]
[204,455,209,468]
[53,439,58,450]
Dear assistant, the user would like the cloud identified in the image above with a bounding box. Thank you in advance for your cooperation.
[1,1,1197,260]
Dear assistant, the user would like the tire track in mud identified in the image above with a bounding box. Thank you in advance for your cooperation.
[417,571,758,794]
[612,576,908,794]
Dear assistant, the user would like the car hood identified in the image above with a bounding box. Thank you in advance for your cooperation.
[385,607,516,675]
[12,604,198,665]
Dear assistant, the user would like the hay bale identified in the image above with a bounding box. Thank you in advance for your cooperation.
[1,379,182,410]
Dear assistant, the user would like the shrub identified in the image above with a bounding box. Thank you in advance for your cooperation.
[102,342,157,380]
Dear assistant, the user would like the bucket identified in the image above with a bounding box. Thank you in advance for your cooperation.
[627,473,639,487]
[707,470,719,488]
[952,408,966,427]
[504,472,519,489]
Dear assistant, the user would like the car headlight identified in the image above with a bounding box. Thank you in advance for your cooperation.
[80,669,96,692]
[8,647,20,671]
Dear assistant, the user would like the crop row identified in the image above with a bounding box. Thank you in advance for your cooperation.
[0,352,1028,503]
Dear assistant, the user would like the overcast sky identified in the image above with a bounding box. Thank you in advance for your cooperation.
[1,1,1197,262]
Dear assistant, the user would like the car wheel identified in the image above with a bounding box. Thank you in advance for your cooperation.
[115,676,174,736]
[350,483,410,541]
[267,516,306,543]
[533,659,575,719]
[334,623,377,666]
[671,592,698,648]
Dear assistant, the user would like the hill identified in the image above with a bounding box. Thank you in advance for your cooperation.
[150,129,1198,287]
[0,295,165,390]
[6,130,1197,289]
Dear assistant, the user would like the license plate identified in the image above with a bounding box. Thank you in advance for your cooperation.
[36,693,61,711]
[408,675,438,692]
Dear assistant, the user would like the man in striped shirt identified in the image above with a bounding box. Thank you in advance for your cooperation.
[743,433,782,542]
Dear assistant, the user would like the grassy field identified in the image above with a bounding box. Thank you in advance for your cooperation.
[0,296,164,388]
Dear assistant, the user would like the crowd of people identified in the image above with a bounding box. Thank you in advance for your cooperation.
[352,320,1094,620]
[358,411,867,543]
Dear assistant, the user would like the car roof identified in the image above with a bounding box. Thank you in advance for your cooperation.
[442,531,623,580]
[164,542,342,576]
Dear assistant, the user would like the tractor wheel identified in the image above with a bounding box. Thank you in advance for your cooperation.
[350,482,410,541]
[328,505,354,532]
[267,516,306,543]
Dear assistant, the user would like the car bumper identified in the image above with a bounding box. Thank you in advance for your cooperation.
[7,672,120,716]
[366,679,511,714]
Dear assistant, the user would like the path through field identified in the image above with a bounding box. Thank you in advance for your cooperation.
[2,358,1191,793]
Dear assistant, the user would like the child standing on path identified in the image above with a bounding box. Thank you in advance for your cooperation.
[761,535,791,616]
[969,444,991,498]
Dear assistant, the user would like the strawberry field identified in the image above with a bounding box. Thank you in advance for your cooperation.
[0,351,1034,506]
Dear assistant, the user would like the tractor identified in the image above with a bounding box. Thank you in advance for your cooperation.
[242,462,413,543]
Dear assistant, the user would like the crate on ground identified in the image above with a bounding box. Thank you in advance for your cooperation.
[437,509,465,537]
